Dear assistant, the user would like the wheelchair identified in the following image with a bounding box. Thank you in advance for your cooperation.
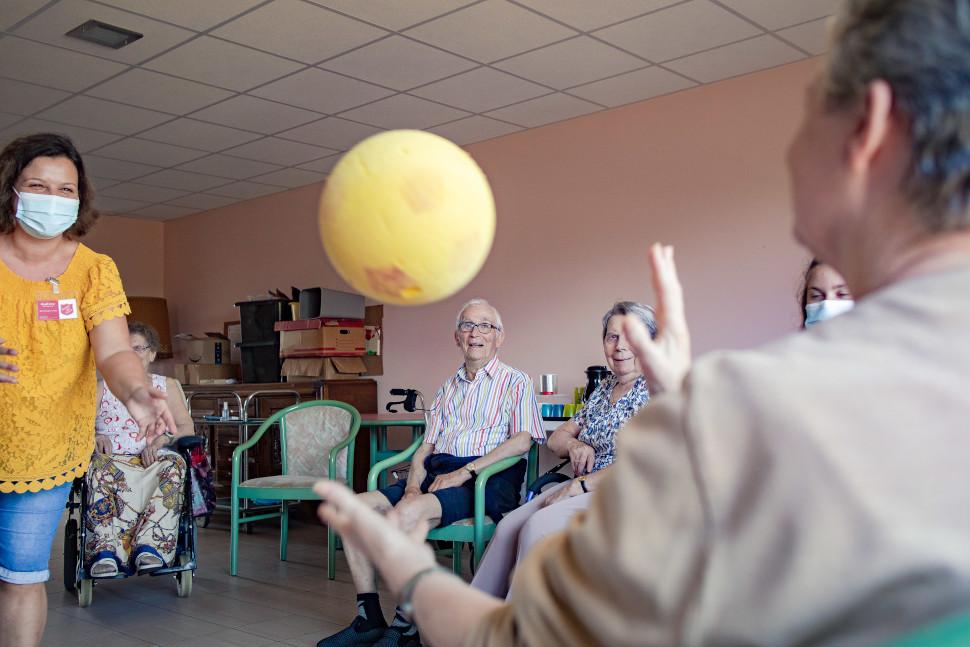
[62,436,203,607]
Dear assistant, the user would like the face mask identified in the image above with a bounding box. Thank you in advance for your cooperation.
[13,189,79,239]
[804,299,854,328]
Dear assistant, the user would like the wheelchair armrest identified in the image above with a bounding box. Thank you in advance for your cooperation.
[175,435,204,453]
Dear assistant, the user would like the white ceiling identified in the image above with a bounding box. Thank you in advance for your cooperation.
[0,0,837,221]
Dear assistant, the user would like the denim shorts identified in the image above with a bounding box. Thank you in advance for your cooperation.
[380,453,526,527]
[0,483,71,584]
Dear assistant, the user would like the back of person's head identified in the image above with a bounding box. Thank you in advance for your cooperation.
[825,0,970,230]
[0,132,98,238]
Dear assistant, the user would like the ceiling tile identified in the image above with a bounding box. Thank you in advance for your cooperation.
[0,38,128,92]
[594,0,760,62]
[496,36,644,90]
[166,193,239,210]
[90,177,121,191]
[92,137,208,167]
[144,36,303,92]
[337,94,468,129]
[85,69,233,115]
[207,181,287,199]
[0,113,24,130]
[310,1,476,31]
[412,67,548,113]
[176,154,283,180]
[776,17,830,55]
[0,0,49,31]
[277,117,382,151]
[429,115,521,145]
[136,169,231,192]
[214,0,386,64]
[322,36,476,91]
[717,0,838,30]
[223,137,337,166]
[138,118,262,152]
[101,182,187,202]
[96,195,152,214]
[665,35,804,83]
[191,95,323,134]
[485,93,600,128]
[96,0,266,31]
[0,79,70,115]
[36,96,171,135]
[514,0,681,31]
[406,0,575,63]
[251,68,393,114]
[249,167,328,188]
[568,65,695,107]
[297,155,341,173]
[13,0,195,65]
[0,117,124,152]
[133,204,197,220]
[83,155,161,181]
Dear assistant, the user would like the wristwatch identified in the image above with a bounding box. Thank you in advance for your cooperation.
[464,462,477,479]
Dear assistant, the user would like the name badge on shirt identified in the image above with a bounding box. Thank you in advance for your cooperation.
[36,293,79,321]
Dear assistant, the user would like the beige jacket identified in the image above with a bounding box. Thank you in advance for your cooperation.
[468,266,970,646]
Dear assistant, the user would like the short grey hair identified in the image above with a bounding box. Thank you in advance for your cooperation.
[128,320,160,351]
[456,298,504,330]
[602,301,657,340]
[824,0,970,229]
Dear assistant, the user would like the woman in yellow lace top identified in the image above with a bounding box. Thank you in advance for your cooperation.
[0,133,175,647]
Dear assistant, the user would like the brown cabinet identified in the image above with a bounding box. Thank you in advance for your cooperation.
[183,380,377,497]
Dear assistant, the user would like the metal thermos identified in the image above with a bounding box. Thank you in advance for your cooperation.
[540,373,558,395]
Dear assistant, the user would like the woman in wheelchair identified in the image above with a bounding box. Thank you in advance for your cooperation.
[85,321,195,577]
[471,301,658,598]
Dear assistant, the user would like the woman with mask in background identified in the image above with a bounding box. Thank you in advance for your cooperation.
[799,258,854,328]
[0,133,175,647]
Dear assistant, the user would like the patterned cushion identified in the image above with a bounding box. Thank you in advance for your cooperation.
[240,475,323,489]
[283,406,353,479]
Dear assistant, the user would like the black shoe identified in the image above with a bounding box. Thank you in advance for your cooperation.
[372,626,421,647]
[317,616,387,647]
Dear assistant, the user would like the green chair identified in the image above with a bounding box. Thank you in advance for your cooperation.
[882,611,970,647]
[366,434,539,575]
[230,400,361,578]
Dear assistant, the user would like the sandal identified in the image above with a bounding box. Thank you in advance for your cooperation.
[135,552,164,574]
[90,557,118,578]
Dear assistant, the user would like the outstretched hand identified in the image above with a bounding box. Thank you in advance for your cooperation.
[315,480,437,595]
[127,386,177,443]
[625,243,691,395]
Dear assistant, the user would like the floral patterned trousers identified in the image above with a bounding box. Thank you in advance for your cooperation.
[84,451,185,571]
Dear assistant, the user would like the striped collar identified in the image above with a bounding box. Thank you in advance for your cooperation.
[457,355,501,383]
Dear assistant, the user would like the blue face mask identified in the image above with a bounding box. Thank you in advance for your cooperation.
[14,189,80,239]
[804,299,854,328]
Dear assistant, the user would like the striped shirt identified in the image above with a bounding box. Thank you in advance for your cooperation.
[425,356,545,457]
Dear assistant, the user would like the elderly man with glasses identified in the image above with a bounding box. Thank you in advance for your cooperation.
[318,298,544,647]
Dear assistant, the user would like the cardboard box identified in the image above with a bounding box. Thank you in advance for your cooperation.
[275,319,365,357]
[175,334,231,364]
[281,357,367,382]
[363,304,383,376]
[174,363,239,385]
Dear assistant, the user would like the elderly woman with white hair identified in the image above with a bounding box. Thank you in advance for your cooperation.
[470,300,657,599]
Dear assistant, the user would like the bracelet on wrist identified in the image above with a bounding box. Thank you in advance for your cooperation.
[397,566,445,617]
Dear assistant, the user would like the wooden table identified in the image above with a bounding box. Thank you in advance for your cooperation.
[360,413,426,489]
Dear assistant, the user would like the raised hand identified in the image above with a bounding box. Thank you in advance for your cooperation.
[624,243,691,395]
[126,385,177,443]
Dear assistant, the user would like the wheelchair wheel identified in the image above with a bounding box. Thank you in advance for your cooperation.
[77,578,93,607]
[63,518,79,593]
[176,554,192,598]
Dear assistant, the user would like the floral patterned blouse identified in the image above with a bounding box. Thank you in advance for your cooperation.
[573,374,650,473]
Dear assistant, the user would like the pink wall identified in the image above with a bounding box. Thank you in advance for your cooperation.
[84,214,165,297]
[164,59,817,404]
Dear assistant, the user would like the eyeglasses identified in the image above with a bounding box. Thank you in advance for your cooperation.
[458,321,502,334]
[132,345,153,354]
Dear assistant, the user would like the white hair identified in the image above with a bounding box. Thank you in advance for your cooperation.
[456,298,503,330]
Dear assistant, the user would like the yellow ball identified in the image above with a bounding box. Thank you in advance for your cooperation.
[319,130,496,306]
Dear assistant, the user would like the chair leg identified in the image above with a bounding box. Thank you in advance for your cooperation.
[280,502,289,562]
[328,527,336,580]
[230,494,240,576]
[452,541,463,576]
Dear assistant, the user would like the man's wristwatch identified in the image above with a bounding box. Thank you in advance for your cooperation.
[464,462,477,479]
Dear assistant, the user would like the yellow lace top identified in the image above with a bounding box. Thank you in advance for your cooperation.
[0,244,130,493]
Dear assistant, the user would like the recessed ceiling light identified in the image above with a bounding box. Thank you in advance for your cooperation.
[65,19,143,49]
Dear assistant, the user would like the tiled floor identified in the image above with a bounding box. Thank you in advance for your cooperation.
[42,512,426,647]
